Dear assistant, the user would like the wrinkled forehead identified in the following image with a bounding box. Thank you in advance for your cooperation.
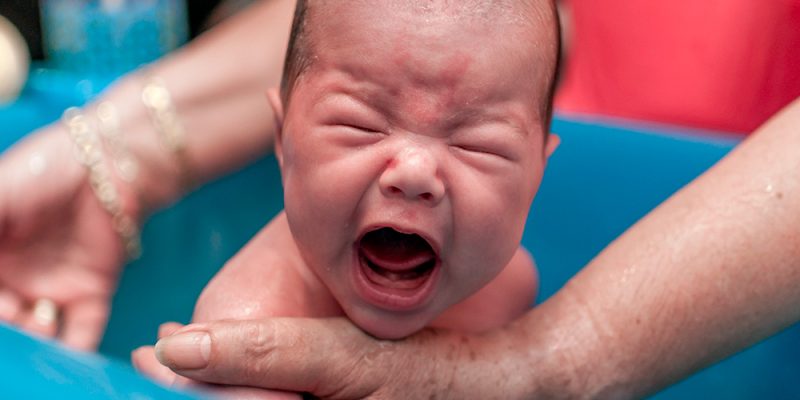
[301,0,558,116]
[306,0,556,50]
[313,1,542,25]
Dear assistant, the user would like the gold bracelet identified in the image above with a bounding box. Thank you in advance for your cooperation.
[96,101,139,183]
[63,107,142,260]
[141,76,192,192]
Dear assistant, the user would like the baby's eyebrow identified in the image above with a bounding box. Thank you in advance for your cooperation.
[314,74,537,139]
[445,108,531,139]
[314,78,384,109]
[312,86,378,114]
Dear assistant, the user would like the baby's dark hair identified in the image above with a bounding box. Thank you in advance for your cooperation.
[279,0,561,130]
[279,0,311,102]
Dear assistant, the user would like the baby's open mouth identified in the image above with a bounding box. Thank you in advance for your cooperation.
[358,227,438,290]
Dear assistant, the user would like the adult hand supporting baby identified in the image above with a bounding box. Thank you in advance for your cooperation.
[156,97,800,399]
[153,317,537,399]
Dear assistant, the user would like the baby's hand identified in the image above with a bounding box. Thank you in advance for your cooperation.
[132,322,301,399]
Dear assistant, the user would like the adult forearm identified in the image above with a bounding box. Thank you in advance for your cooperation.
[98,0,295,212]
[525,97,800,398]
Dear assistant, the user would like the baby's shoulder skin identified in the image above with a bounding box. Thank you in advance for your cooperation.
[192,211,341,323]
[194,212,537,334]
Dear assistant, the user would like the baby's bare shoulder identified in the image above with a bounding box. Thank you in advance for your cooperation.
[192,212,335,322]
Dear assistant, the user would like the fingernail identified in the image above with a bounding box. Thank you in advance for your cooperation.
[155,331,210,370]
[31,298,58,326]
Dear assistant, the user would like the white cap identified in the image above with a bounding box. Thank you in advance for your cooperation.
[0,14,30,104]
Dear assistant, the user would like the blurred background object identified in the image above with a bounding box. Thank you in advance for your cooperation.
[35,0,189,99]
[0,0,250,60]
[39,0,188,80]
[0,14,29,103]
[0,0,257,102]
[555,0,800,135]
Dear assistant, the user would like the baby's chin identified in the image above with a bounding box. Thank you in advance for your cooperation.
[343,305,436,340]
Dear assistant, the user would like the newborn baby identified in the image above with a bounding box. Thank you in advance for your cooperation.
[197,0,560,338]
[150,0,560,397]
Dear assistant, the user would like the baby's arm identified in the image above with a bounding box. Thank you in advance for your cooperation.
[173,212,340,399]
[193,212,340,322]
[431,246,538,333]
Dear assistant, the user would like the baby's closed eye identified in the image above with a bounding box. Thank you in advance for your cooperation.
[449,137,520,166]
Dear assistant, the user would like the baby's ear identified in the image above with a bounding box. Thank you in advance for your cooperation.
[545,133,560,158]
[266,88,285,167]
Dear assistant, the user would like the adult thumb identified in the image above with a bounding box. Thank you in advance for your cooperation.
[154,317,395,399]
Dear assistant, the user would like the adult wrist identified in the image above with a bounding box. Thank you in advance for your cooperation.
[486,294,621,400]
[521,285,661,400]
[484,324,580,400]
[388,326,560,400]
[61,106,142,259]
[96,73,191,214]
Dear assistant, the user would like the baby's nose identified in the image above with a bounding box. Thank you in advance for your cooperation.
[379,147,444,205]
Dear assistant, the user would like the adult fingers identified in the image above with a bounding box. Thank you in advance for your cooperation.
[59,297,109,351]
[172,377,303,400]
[0,287,22,322]
[198,385,303,400]
[158,322,185,339]
[18,297,59,339]
[132,346,180,385]
[154,318,395,398]
[153,323,304,400]
[167,365,302,400]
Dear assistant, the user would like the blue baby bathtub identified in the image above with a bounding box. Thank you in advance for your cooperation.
[1,73,799,399]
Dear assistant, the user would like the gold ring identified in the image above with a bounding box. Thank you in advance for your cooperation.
[32,298,59,326]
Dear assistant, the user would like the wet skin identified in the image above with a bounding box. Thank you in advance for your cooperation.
[271,2,558,338]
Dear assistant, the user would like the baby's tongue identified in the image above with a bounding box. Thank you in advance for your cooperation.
[360,228,435,271]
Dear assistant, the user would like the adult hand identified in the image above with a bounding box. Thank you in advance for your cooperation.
[153,317,551,399]
[0,127,130,350]
[135,322,301,400]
